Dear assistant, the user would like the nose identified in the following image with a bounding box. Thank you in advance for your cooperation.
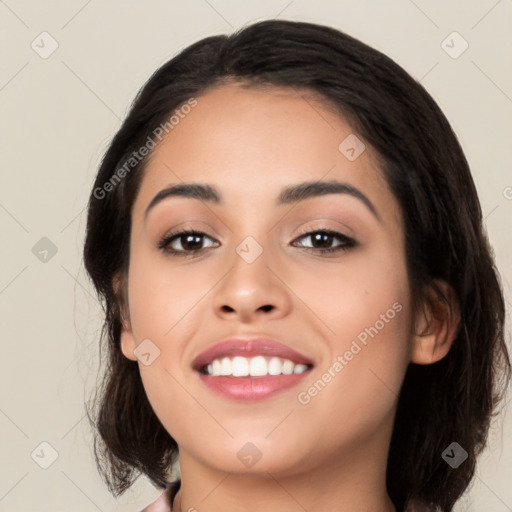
[211,244,292,324]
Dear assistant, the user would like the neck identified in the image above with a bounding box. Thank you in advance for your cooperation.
[174,489,396,512]
[174,427,396,512]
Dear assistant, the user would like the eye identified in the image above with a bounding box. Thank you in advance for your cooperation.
[157,229,218,257]
[157,227,356,258]
[291,228,356,255]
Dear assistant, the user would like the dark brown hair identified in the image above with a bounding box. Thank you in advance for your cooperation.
[83,19,511,511]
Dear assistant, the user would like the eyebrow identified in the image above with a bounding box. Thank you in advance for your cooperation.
[144,180,381,221]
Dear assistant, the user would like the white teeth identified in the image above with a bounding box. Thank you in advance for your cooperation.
[249,356,268,377]
[267,356,282,375]
[220,357,231,376]
[212,359,222,375]
[232,356,249,376]
[203,356,311,377]
[282,359,294,375]
[293,363,308,374]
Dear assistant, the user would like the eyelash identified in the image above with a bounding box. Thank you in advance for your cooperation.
[157,227,356,258]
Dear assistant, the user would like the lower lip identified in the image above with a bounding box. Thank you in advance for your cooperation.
[197,370,312,401]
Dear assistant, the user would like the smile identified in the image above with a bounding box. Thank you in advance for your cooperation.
[200,355,312,377]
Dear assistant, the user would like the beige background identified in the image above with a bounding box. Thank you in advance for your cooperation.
[1,1,511,510]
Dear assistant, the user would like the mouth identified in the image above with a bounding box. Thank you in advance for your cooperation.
[197,355,314,377]
[192,337,315,401]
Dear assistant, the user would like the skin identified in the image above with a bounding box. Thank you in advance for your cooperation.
[119,84,459,512]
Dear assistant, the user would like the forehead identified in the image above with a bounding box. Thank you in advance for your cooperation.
[134,84,394,216]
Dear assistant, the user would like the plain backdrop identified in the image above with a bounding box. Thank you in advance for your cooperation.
[0,1,511,511]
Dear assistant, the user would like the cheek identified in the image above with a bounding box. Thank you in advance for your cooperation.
[125,251,206,438]
[126,249,207,340]
[292,249,412,438]
[288,243,411,349]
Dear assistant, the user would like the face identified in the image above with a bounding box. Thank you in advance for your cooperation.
[120,84,415,477]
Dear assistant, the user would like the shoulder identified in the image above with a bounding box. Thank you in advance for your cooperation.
[139,480,181,512]
[139,488,170,512]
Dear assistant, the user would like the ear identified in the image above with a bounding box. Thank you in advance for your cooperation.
[411,280,460,365]
[113,273,138,362]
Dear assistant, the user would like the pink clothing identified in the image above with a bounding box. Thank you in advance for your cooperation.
[140,487,172,512]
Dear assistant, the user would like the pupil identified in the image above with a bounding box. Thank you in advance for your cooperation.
[183,234,201,250]
[313,232,332,248]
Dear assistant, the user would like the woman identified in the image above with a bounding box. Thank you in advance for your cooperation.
[83,19,510,512]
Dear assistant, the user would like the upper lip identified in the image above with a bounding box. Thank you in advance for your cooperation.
[191,336,315,371]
